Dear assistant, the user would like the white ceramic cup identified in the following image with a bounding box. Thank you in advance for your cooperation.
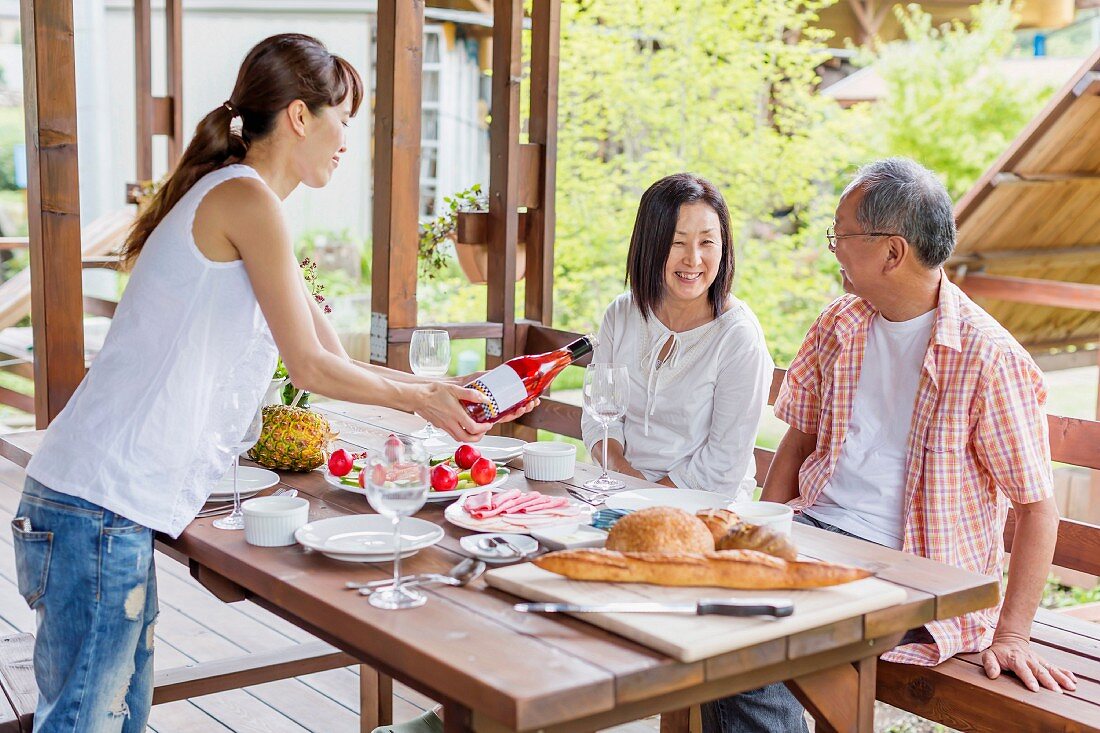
[522,441,577,481]
[727,500,795,537]
[242,495,310,547]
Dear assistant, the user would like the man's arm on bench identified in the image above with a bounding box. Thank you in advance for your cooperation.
[761,426,816,504]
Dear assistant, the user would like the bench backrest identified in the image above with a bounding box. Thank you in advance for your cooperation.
[515,325,1100,577]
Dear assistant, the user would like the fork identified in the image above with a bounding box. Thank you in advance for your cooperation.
[197,487,296,518]
[566,487,608,506]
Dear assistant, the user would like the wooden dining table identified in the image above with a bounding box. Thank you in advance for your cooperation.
[0,402,1001,733]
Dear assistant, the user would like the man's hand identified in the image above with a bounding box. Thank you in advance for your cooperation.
[981,631,1077,692]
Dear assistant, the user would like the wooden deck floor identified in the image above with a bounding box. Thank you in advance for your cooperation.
[0,459,657,732]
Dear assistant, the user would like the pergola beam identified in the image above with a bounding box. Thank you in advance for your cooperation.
[369,1,423,370]
[22,0,85,426]
[959,273,1100,312]
[949,243,1100,267]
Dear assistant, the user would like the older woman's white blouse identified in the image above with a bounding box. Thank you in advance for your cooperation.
[581,292,773,499]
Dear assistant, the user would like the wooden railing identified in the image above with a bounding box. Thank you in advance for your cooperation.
[515,325,1100,576]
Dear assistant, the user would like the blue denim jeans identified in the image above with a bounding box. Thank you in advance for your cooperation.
[701,513,931,732]
[12,477,158,733]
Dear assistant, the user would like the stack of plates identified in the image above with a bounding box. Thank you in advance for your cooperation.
[207,466,280,502]
[603,488,731,513]
[294,515,444,563]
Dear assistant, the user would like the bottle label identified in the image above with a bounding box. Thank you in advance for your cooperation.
[468,367,527,420]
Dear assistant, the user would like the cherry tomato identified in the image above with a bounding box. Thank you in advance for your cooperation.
[454,443,481,470]
[470,456,496,486]
[327,448,354,477]
[430,463,458,492]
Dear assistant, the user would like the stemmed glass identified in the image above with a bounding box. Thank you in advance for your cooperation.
[583,363,630,492]
[409,329,450,442]
[364,435,431,610]
[212,396,264,530]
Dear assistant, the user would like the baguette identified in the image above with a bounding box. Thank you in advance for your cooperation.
[534,549,871,589]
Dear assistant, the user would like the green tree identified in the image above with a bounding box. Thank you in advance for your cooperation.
[553,0,851,363]
[849,0,1054,199]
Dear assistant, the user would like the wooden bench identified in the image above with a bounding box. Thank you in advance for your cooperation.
[514,324,1100,733]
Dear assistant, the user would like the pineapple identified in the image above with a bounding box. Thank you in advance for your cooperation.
[248,405,335,471]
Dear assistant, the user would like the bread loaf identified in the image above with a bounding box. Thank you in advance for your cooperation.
[716,523,798,562]
[695,508,741,546]
[606,507,715,553]
[534,548,871,589]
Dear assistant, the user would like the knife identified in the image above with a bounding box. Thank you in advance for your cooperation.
[514,599,794,617]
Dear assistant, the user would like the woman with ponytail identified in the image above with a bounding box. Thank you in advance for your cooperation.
[13,34,514,732]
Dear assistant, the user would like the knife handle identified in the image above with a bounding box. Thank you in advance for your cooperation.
[697,599,794,618]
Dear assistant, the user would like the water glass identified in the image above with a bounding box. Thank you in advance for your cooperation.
[363,436,431,610]
[582,363,630,492]
[409,329,450,441]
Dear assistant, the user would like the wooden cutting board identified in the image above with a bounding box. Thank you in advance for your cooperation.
[486,563,909,662]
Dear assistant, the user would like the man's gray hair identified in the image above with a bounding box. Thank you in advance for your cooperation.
[842,158,956,269]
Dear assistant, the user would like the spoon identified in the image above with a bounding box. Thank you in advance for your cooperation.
[354,558,487,595]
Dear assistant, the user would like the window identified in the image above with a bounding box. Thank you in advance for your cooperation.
[419,26,444,218]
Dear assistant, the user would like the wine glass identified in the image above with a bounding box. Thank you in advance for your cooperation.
[363,435,431,610]
[409,329,450,442]
[212,395,264,530]
[583,363,630,492]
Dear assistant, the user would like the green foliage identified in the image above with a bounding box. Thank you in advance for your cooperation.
[849,0,1053,199]
[417,184,488,280]
[0,107,24,193]
[1042,575,1100,610]
[553,0,851,363]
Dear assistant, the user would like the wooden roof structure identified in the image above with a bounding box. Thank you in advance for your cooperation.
[951,49,1100,355]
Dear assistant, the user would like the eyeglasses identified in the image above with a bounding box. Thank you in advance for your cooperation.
[826,224,900,253]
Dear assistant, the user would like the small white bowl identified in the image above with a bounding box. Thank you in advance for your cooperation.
[523,441,577,481]
[728,500,795,537]
[243,495,310,547]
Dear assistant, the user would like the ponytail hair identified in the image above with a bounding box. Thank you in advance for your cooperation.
[121,33,363,268]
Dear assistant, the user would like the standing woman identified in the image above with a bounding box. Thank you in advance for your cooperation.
[13,34,501,732]
[581,173,773,499]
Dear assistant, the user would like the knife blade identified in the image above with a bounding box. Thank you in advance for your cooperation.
[514,599,794,618]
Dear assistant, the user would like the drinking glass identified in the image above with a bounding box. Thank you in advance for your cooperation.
[363,436,431,610]
[582,363,630,492]
[409,329,450,441]
[212,395,264,530]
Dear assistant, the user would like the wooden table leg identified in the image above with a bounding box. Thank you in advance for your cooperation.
[787,654,878,733]
[660,707,691,733]
[360,665,393,732]
[442,702,474,732]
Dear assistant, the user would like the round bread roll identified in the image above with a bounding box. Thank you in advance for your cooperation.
[606,506,715,553]
[696,508,741,545]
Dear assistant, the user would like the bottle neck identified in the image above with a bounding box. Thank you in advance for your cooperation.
[565,336,594,362]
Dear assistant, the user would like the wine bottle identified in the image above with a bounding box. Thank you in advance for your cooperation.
[463,335,597,423]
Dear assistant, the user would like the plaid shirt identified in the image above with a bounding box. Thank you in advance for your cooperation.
[775,272,1053,665]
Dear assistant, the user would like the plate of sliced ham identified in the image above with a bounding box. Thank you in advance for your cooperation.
[444,489,590,534]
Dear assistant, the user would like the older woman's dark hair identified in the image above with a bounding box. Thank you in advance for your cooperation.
[626,173,735,321]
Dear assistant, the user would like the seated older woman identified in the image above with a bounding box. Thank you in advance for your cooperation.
[581,173,773,499]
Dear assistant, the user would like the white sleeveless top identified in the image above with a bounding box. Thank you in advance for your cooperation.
[27,165,278,537]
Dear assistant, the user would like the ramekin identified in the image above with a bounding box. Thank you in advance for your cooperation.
[242,496,310,547]
[522,441,577,481]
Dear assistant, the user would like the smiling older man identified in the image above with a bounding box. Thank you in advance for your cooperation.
[703,158,1075,733]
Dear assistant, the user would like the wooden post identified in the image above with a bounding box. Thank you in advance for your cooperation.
[485,0,523,370]
[165,0,184,165]
[526,0,561,327]
[370,0,423,371]
[134,0,153,181]
[21,0,85,426]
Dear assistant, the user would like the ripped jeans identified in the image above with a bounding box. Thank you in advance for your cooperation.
[12,477,158,733]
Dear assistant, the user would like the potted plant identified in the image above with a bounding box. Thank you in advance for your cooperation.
[418,183,526,285]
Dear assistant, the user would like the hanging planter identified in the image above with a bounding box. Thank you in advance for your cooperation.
[419,184,526,285]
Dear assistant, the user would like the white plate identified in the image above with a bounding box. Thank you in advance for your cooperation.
[295,515,444,562]
[459,533,539,564]
[425,435,527,462]
[603,488,731,513]
[530,524,608,550]
[208,466,281,501]
[444,495,590,535]
[322,466,512,503]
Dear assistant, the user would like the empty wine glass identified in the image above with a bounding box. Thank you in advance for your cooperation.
[212,395,264,530]
[364,435,431,610]
[583,363,630,492]
[409,329,450,442]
